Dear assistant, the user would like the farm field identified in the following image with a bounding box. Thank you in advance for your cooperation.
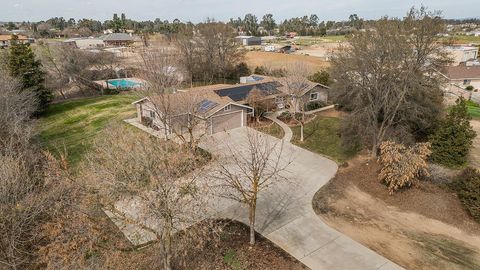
[245,51,330,71]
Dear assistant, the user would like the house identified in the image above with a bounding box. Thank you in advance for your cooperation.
[133,75,330,136]
[236,36,262,46]
[441,65,480,90]
[445,46,479,65]
[285,32,297,39]
[133,88,253,136]
[63,37,105,49]
[101,33,135,47]
[0,34,31,49]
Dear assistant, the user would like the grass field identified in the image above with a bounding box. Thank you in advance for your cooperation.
[39,95,137,166]
[291,116,355,163]
[440,35,480,44]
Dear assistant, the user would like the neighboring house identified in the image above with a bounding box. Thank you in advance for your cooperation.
[101,33,135,47]
[133,75,330,136]
[236,36,262,46]
[441,65,480,90]
[445,46,479,66]
[0,34,32,49]
[63,38,105,49]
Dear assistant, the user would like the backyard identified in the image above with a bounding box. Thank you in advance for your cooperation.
[39,94,137,166]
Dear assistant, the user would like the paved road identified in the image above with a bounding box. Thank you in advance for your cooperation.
[200,127,404,270]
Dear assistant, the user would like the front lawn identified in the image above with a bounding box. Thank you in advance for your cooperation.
[39,95,137,166]
[466,100,480,120]
[291,116,355,163]
[253,121,284,139]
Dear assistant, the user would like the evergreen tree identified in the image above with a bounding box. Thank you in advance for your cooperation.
[430,98,476,167]
[7,35,51,113]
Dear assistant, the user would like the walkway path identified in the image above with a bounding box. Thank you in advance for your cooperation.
[265,111,293,142]
[469,120,480,168]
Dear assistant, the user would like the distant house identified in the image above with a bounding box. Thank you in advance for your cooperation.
[445,46,479,66]
[0,34,32,49]
[285,32,297,39]
[101,33,135,47]
[63,38,105,50]
[236,36,262,46]
[441,65,480,90]
[133,75,330,136]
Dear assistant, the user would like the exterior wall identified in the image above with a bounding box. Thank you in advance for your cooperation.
[449,49,479,65]
[304,86,329,104]
[451,78,480,90]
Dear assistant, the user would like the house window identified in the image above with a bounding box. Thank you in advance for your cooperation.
[464,79,471,85]
[224,105,232,111]
[149,110,156,118]
[310,92,319,101]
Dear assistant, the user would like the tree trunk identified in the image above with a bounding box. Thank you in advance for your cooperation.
[300,123,304,142]
[248,201,257,245]
[161,223,173,270]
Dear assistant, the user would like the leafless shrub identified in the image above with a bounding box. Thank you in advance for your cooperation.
[378,141,431,194]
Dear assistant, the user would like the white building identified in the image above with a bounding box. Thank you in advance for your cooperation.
[63,38,105,50]
[235,36,262,46]
[445,46,479,66]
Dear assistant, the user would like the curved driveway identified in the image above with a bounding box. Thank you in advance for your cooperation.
[200,127,404,270]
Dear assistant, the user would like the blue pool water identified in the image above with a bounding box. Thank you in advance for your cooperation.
[107,79,141,88]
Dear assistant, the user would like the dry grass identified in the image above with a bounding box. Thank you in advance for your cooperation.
[245,51,330,71]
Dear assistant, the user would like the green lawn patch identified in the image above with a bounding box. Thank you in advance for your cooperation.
[466,100,480,120]
[39,95,137,167]
[254,122,284,139]
[291,116,355,163]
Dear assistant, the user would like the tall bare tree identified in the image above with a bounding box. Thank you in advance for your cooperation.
[213,129,290,245]
[85,125,214,270]
[331,7,451,156]
[281,62,314,142]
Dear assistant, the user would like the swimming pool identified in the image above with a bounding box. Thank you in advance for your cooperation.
[107,79,142,88]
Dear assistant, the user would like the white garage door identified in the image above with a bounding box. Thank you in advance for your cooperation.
[211,110,243,134]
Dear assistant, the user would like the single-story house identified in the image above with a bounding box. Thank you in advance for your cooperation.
[100,33,135,47]
[441,65,480,90]
[133,75,330,136]
[63,37,105,49]
[0,34,32,49]
[445,46,479,65]
[236,36,262,46]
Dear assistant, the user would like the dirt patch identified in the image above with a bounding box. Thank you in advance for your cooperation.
[245,51,329,71]
[313,155,480,269]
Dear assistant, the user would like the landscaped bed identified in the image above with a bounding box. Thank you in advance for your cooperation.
[313,155,480,269]
[251,119,284,139]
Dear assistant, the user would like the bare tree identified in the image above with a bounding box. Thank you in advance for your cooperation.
[245,87,274,123]
[281,62,314,142]
[85,125,214,270]
[213,129,290,245]
[331,7,452,156]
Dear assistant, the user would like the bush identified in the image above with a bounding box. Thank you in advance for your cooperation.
[430,98,476,167]
[465,85,474,91]
[254,66,267,75]
[378,141,431,194]
[309,70,332,86]
[103,87,120,95]
[305,101,327,111]
[449,167,480,223]
[277,111,292,122]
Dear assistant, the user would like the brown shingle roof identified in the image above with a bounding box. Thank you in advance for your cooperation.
[445,66,480,80]
[0,35,28,41]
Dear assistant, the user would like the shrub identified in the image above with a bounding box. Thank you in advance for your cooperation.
[309,70,332,86]
[449,167,480,223]
[254,66,267,75]
[465,85,474,91]
[378,141,431,194]
[277,111,292,122]
[103,87,120,95]
[305,101,327,111]
[430,98,476,167]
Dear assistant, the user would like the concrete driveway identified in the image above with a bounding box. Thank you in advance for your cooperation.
[200,127,403,270]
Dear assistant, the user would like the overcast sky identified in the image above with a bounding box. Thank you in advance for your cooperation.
[2,0,479,23]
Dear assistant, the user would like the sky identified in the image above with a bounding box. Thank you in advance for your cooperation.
[1,0,479,23]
